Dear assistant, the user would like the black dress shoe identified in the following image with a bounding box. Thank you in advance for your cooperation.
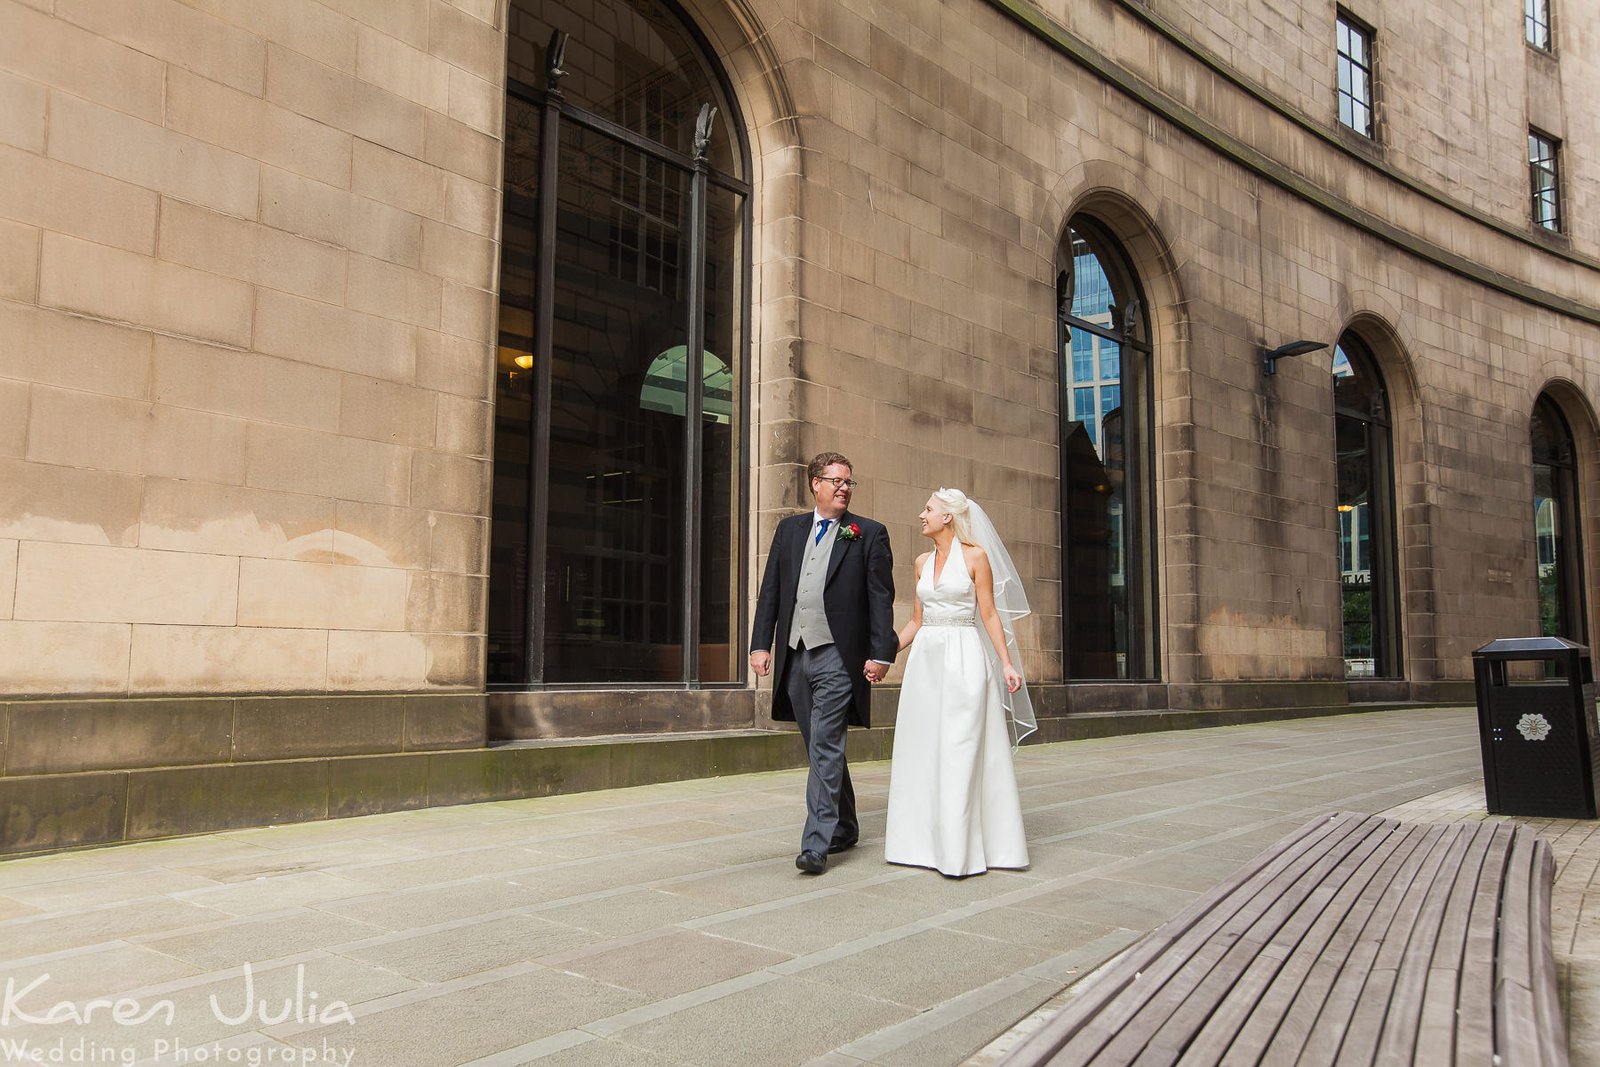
[795,850,827,874]
[828,836,858,854]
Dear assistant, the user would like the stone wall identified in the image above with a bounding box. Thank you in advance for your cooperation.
[742,0,1600,697]
[0,0,501,697]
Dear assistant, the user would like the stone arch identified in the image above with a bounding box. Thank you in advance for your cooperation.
[1038,162,1192,684]
[1325,311,1413,685]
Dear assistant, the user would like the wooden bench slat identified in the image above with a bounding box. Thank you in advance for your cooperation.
[1451,823,1516,1062]
[1050,814,1383,1064]
[1279,822,1453,1066]
[1498,829,1569,1067]
[1371,822,1487,1063]
[1003,813,1568,1067]
[1163,816,1409,1065]
[1332,822,1475,1066]
[1208,817,1425,1066]
[1011,813,1372,1065]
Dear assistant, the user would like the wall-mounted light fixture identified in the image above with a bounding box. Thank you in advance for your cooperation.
[1261,339,1329,376]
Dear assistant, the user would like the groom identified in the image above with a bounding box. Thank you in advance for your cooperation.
[751,452,896,874]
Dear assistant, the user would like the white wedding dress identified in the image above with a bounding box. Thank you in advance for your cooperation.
[884,543,1029,876]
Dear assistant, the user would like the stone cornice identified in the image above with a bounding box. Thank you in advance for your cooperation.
[981,0,1600,328]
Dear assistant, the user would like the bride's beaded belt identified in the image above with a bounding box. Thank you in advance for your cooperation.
[922,612,976,627]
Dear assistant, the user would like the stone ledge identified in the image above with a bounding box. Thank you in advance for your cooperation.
[0,693,486,776]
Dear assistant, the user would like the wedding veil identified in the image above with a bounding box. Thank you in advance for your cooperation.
[938,490,1038,746]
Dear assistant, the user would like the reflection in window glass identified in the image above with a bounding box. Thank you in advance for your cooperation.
[1525,0,1552,50]
[1060,223,1154,680]
[1532,397,1584,640]
[1336,12,1374,138]
[1332,338,1398,678]
[490,0,747,686]
[1530,130,1562,232]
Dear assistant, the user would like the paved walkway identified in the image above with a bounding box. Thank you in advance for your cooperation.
[0,706,1587,1066]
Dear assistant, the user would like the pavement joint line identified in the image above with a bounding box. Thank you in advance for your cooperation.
[1017,929,1145,983]
[530,924,683,968]
[134,1027,286,1067]
[828,972,1051,1060]
[0,934,146,972]
[24,948,335,1006]
[575,966,785,1038]
[262,959,551,1037]
[675,869,916,930]
[452,1027,596,1066]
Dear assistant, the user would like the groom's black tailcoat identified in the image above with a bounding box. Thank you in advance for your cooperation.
[750,510,897,727]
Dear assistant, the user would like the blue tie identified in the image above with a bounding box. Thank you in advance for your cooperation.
[815,518,831,545]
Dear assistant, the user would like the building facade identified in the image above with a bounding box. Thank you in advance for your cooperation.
[0,0,1597,849]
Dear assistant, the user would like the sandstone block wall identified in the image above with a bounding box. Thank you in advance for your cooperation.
[0,0,501,696]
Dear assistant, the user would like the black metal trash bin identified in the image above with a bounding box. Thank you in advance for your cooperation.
[1471,636,1600,818]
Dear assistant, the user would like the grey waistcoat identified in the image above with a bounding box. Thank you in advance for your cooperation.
[789,518,839,650]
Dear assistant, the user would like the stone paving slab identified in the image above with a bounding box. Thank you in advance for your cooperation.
[0,707,1515,1066]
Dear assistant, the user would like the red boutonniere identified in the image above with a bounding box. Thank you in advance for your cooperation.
[837,523,862,541]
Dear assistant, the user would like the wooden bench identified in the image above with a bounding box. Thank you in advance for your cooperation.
[1001,811,1567,1065]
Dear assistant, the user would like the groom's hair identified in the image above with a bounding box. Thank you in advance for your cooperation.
[807,451,852,483]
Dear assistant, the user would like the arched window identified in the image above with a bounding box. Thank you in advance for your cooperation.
[1056,218,1157,680]
[1331,336,1400,677]
[1532,395,1586,641]
[490,0,750,686]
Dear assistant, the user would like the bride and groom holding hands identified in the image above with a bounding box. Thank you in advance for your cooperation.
[750,451,1035,878]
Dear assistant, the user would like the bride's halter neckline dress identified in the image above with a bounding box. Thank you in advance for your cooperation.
[883,541,1029,876]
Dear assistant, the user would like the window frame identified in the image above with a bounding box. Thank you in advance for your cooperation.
[1331,335,1402,680]
[489,0,754,689]
[1525,0,1553,52]
[1335,10,1377,140]
[1529,128,1563,232]
[1056,217,1160,683]
[1532,395,1587,643]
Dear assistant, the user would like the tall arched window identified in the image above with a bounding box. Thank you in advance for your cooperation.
[1532,395,1586,641]
[489,0,750,686]
[1331,336,1400,678]
[1056,218,1157,680]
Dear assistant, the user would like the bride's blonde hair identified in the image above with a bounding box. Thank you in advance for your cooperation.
[934,487,975,544]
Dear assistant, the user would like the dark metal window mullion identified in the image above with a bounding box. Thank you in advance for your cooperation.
[1370,421,1401,677]
[522,69,563,685]
[680,105,713,683]
[1055,286,1075,678]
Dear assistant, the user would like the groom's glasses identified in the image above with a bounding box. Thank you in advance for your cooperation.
[816,477,858,490]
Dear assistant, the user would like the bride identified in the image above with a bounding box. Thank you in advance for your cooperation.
[881,488,1034,876]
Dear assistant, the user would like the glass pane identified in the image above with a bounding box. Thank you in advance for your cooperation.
[511,0,740,176]
[1063,322,1132,678]
[1071,332,1094,383]
[1069,232,1114,321]
[698,185,744,682]
[487,99,543,685]
[1337,414,1375,676]
[1099,340,1121,380]
[1536,463,1564,638]
[1073,385,1095,421]
[544,122,690,682]
[1332,341,1386,420]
